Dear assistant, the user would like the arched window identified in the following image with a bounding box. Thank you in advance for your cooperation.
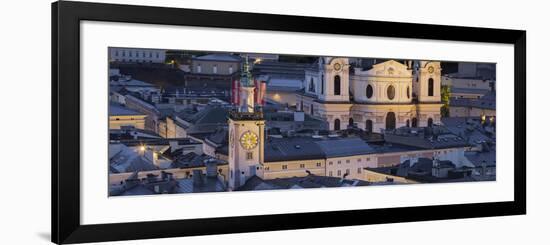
[428,118,434,127]
[334,119,341,131]
[334,75,341,95]
[348,118,354,127]
[366,84,373,98]
[428,78,434,96]
[321,75,324,94]
[407,86,410,99]
[309,78,315,92]
[365,120,373,133]
[386,112,396,130]
[406,119,410,127]
[412,117,418,127]
[387,85,395,100]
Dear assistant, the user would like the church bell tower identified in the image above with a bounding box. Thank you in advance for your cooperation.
[227,57,265,190]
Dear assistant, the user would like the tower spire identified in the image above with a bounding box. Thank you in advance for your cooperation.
[238,55,255,113]
[240,55,253,87]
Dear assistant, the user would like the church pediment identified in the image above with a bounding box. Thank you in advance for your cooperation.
[367,60,412,77]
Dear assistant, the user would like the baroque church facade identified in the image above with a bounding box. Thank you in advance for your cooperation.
[297,58,443,132]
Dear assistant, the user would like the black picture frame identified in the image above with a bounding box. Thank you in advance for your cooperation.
[52,1,526,244]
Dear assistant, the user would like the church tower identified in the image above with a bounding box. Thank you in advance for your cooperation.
[318,57,350,102]
[227,57,265,190]
[415,61,442,103]
[412,60,443,127]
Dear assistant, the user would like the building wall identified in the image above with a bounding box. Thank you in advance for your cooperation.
[449,106,496,118]
[109,115,146,130]
[266,90,298,107]
[109,48,166,63]
[125,95,160,133]
[442,76,492,90]
[262,159,325,179]
[191,60,240,75]
[362,169,418,184]
[325,155,376,180]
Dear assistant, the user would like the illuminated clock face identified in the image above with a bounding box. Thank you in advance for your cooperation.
[240,131,258,150]
[428,66,434,73]
[333,63,342,71]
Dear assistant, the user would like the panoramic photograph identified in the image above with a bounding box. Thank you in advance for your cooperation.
[107,48,496,196]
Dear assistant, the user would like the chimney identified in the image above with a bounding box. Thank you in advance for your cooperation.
[205,160,218,178]
[192,169,203,187]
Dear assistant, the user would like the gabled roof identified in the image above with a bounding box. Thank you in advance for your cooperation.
[109,103,145,116]
[315,137,375,157]
[193,54,242,62]
[264,137,325,162]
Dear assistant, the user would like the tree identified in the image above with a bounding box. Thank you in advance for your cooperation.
[440,85,451,117]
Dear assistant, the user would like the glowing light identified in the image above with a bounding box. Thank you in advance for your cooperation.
[139,146,146,151]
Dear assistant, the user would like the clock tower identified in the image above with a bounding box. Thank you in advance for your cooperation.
[227,57,265,190]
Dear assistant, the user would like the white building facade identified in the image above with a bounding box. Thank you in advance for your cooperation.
[298,58,443,132]
[109,48,166,63]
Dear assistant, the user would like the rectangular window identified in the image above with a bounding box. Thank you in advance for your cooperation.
[282,165,288,170]
[299,164,305,168]
[346,169,350,175]
[329,161,333,165]
[357,158,362,162]
[357,168,361,174]
[337,160,341,164]
[346,159,350,163]
[337,170,341,176]
[316,162,321,167]
[329,171,333,177]
[246,152,253,160]
[366,157,371,161]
